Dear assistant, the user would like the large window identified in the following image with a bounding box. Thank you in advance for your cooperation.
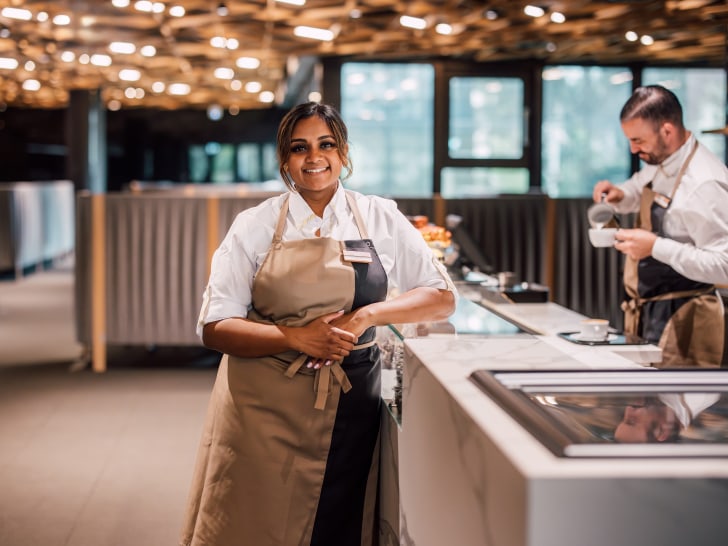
[442,75,530,197]
[188,142,277,183]
[642,68,726,160]
[340,63,434,197]
[541,66,633,197]
[542,66,727,197]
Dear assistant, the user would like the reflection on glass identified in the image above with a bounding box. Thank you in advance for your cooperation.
[441,166,529,197]
[528,392,727,446]
[341,62,434,197]
[470,369,728,457]
[449,77,524,159]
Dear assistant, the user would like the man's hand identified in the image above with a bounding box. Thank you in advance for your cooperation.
[593,180,625,204]
[614,228,657,260]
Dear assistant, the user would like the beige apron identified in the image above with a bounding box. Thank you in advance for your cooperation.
[180,191,386,546]
[622,141,724,368]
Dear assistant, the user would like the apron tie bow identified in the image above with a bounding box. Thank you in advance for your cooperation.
[283,339,375,410]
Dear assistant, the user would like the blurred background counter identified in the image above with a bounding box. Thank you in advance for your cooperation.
[0,180,74,278]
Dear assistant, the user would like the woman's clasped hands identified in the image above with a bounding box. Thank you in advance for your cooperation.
[292,309,359,369]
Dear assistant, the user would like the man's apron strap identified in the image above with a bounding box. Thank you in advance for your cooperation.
[621,285,716,334]
[284,339,376,410]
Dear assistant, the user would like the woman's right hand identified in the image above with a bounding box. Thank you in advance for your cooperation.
[285,310,357,368]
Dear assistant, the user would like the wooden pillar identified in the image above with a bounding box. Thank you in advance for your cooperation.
[206,196,220,275]
[90,193,107,372]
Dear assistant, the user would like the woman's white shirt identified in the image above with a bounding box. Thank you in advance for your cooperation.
[197,186,453,336]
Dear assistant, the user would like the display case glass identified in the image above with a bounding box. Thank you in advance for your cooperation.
[470,369,728,457]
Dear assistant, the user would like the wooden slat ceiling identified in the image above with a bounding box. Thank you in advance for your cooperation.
[0,0,726,110]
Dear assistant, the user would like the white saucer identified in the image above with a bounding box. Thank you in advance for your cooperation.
[568,333,617,343]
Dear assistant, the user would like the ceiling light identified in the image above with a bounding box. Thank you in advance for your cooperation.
[1,7,32,21]
[216,3,228,17]
[293,26,334,41]
[24,60,35,71]
[524,5,545,18]
[151,81,165,93]
[550,12,565,24]
[230,80,242,91]
[214,67,234,80]
[168,83,191,95]
[112,0,130,7]
[140,45,156,57]
[625,31,639,42]
[107,99,122,111]
[277,0,306,6]
[22,79,41,91]
[399,16,427,30]
[484,10,499,21]
[236,56,261,69]
[134,1,153,13]
[435,23,453,35]
[60,51,75,63]
[119,69,141,81]
[109,42,136,54]
[640,35,654,45]
[36,12,49,22]
[52,14,71,25]
[210,36,227,48]
[245,81,262,93]
[207,104,224,121]
[168,5,185,17]
[90,54,112,67]
[259,91,276,103]
[0,57,19,70]
[226,38,239,50]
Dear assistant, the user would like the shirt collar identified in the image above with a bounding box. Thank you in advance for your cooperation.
[287,183,347,234]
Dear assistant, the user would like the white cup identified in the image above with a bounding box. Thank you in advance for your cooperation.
[579,318,610,341]
[588,227,617,247]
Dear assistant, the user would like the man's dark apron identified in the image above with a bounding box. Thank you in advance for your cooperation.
[180,190,388,546]
[622,141,724,368]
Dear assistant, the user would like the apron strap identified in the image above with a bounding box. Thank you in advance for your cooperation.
[345,190,370,240]
[621,285,716,335]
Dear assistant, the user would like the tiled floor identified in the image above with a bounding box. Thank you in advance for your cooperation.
[0,268,218,546]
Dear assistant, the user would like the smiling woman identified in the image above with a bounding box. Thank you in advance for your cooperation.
[179,101,456,546]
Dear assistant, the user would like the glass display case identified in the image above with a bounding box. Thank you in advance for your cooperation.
[470,369,728,458]
[378,295,527,420]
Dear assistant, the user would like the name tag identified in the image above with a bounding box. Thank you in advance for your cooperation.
[343,250,372,263]
[653,193,671,208]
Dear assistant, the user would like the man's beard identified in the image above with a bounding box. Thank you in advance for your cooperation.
[638,134,670,165]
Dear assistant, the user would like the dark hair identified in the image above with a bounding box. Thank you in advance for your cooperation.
[619,85,684,131]
[276,102,352,190]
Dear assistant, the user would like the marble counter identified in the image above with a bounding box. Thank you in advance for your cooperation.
[477,300,663,366]
[393,335,728,546]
